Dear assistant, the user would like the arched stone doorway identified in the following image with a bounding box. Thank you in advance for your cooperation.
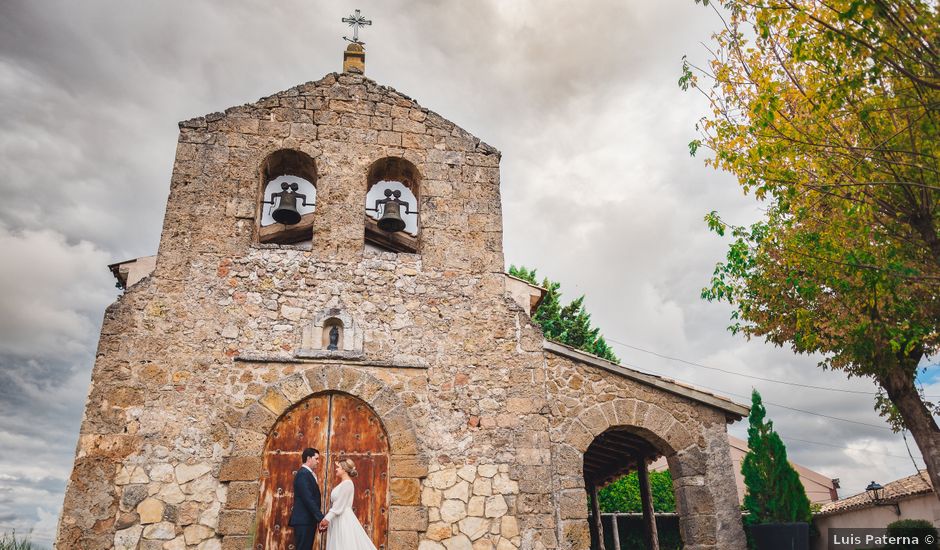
[584,427,671,550]
[255,392,390,549]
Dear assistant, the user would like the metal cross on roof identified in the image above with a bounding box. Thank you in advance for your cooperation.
[342,9,372,45]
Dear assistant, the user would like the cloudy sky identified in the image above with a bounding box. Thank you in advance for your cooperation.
[0,0,935,545]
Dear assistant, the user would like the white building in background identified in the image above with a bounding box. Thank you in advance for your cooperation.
[652,435,841,505]
[816,471,939,531]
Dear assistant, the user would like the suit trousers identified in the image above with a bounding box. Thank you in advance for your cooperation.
[293,524,316,550]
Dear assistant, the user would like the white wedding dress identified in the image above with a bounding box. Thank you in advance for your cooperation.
[324,479,377,550]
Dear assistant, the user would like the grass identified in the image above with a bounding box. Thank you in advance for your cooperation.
[0,531,40,550]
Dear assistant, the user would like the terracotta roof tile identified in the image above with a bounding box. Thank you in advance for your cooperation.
[817,471,932,516]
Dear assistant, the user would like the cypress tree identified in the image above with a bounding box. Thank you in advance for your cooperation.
[507,265,619,363]
[741,390,812,534]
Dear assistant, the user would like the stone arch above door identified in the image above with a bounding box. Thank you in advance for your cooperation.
[557,398,695,456]
[217,365,429,550]
[551,397,746,550]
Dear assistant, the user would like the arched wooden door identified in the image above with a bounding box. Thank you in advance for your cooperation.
[255,392,390,549]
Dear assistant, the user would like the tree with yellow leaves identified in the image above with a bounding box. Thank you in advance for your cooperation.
[683,0,940,497]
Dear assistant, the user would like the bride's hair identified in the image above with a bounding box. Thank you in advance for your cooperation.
[338,458,358,478]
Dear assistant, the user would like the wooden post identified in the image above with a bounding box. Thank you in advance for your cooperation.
[610,513,621,550]
[588,480,607,550]
[637,459,660,550]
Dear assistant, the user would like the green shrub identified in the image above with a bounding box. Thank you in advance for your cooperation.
[598,470,676,513]
[879,519,939,549]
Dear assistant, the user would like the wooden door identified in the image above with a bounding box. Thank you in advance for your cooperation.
[255,392,390,550]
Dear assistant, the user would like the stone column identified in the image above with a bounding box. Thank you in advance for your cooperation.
[667,423,747,550]
[637,459,660,550]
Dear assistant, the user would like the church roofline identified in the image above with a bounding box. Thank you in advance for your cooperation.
[543,340,749,420]
[175,72,500,156]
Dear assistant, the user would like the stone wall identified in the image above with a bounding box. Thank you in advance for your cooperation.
[545,353,747,550]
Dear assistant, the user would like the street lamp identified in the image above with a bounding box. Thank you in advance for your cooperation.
[865,481,900,515]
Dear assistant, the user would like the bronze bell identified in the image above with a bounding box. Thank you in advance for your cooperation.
[378,198,406,232]
[369,189,415,233]
[264,182,313,226]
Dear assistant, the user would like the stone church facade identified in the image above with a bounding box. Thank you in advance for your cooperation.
[56,62,748,550]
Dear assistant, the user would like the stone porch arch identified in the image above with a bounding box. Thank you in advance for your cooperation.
[217,365,429,549]
[553,398,745,550]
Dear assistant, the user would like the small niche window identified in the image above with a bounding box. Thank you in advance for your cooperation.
[257,149,317,245]
[322,318,344,351]
[364,157,420,253]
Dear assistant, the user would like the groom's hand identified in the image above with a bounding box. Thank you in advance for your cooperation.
[318,519,329,531]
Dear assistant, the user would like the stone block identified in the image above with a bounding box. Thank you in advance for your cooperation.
[499,516,519,538]
[426,522,452,541]
[231,429,266,456]
[389,505,429,531]
[176,463,212,484]
[388,530,419,550]
[477,465,497,478]
[259,387,291,416]
[225,481,259,509]
[560,520,591,549]
[578,406,608,436]
[183,523,215,545]
[220,535,252,550]
[277,373,312,404]
[458,517,490,540]
[427,468,458,489]
[484,495,507,518]
[472,477,492,497]
[240,403,276,433]
[444,480,470,503]
[440,499,467,523]
[643,405,677,437]
[390,477,421,505]
[613,399,638,425]
[562,421,594,453]
[443,534,473,550]
[669,446,707,478]
[467,496,485,516]
[678,514,718,546]
[558,490,587,520]
[113,524,143,550]
[389,430,420,455]
[121,484,149,510]
[218,456,261,482]
[218,510,253,535]
[137,497,165,524]
[142,521,177,540]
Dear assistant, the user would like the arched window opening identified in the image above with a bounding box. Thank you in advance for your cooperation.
[364,157,420,254]
[257,149,318,245]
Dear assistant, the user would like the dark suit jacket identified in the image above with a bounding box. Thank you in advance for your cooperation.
[289,467,324,526]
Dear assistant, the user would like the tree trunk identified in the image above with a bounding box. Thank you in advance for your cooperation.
[878,367,940,500]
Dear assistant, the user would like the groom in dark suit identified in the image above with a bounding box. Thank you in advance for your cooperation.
[289,447,324,550]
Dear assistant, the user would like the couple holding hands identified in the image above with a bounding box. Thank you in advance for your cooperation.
[289,448,377,550]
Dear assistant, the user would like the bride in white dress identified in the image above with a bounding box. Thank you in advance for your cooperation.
[318,458,377,550]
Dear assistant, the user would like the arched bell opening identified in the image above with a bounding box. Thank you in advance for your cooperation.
[254,391,390,550]
[364,157,420,253]
[584,427,675,550]
[257,149,318,245]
